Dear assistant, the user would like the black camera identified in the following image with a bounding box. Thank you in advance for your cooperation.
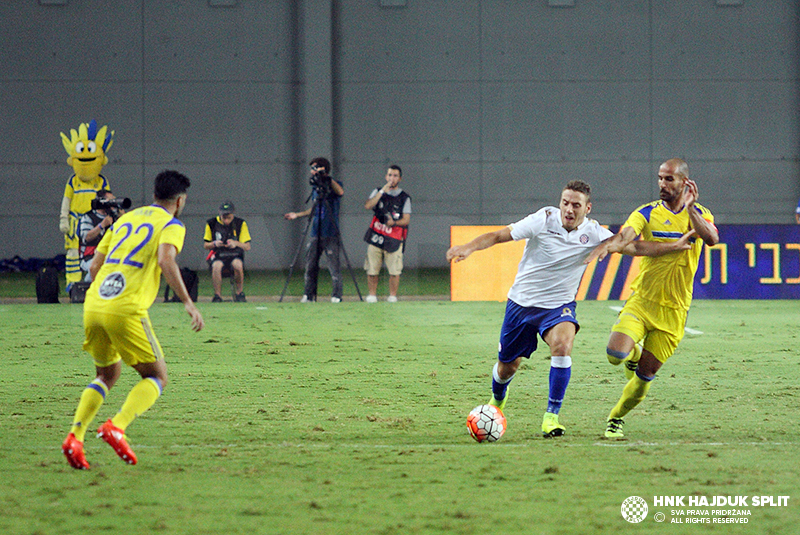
[309,171,331,189]
[373,206,392,225]
[91,197,132,218]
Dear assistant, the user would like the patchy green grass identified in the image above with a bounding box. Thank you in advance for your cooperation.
[1,300,798,534]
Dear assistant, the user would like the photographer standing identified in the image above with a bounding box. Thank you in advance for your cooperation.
[284,157,344,303]
[204,201,251,302]
[363,165,411,302]
[78,189,124,281]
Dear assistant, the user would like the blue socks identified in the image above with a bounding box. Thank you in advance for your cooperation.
[491,362,514,401]
[491,356,573,413]
[547,356,572,414]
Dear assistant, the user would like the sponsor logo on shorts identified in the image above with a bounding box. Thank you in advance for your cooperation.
[561,307,573,317]
[98,272,126,299]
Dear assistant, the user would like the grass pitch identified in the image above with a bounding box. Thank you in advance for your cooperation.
[1,299,798,534]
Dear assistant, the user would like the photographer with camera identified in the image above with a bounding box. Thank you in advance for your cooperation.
[284,157,345,303]
[204,201,251,302]
[363,165,411,303]
[78,189,130,280]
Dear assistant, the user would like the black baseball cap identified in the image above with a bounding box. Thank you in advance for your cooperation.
[219,201,235,214]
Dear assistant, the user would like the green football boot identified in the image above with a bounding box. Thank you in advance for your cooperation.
[541,412,566,438]
[488,391,507,412]
[604,417,625,439]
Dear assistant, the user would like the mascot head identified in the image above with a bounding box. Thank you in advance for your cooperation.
[60,119,114,183]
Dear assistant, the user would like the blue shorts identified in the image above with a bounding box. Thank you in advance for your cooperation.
[498,300,579,363]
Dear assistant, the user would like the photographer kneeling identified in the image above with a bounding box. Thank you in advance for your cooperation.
[78,189,130,281]
[204,201,251,302]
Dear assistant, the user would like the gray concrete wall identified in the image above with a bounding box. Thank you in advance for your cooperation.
[1,0,798,269]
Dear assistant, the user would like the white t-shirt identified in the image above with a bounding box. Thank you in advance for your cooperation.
[506,206,613,309]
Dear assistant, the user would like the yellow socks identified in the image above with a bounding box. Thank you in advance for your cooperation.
[112,378,162,431]
[70,379,109,442]
[609,374,652,420]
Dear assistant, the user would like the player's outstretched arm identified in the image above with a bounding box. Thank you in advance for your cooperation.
[623,229,696,257]
[446,227,512,263]
[158,243,204,332]
[584,226,638,264]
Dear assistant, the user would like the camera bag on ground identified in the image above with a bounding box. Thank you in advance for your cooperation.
[69,281,92,304]
[164,267,199,303]
[36,265,60,303]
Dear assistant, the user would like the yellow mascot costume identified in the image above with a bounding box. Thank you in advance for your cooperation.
[59,119,114,291]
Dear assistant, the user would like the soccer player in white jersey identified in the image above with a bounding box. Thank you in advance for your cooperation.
[447,181,691,437]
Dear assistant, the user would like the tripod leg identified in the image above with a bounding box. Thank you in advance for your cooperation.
[324,203,362,300]
[279,207,316,302]
[314,195,364,301]
[337,231,363,300]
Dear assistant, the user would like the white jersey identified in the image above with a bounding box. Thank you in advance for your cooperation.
[506,207,613,309]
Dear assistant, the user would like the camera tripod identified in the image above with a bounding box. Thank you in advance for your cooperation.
[279,192,363,302]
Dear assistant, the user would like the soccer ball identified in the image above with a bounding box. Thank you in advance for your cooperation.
[467,404,506,443]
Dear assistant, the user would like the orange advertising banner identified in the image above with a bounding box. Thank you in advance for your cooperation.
[449,225,633,302]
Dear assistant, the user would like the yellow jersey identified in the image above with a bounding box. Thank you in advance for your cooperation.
[85,204,185,316]
[624,200,715,311]
[203,216,251,243]
[64,174,110,218]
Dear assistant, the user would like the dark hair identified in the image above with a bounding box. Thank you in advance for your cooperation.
[388,164,403,177]
[154,170,191,201]
[309,157,331,174]
[564,180,591,202]
[96,188,113,198]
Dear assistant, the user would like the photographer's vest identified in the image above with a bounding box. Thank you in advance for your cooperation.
[206,216,246,261]
[363,190,410,253]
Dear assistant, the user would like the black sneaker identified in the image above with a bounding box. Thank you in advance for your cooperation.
[212,295,223,303]
[235,292,246,302]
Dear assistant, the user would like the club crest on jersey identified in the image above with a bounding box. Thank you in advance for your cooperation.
[98,272,126,299]
[580,234,589,244]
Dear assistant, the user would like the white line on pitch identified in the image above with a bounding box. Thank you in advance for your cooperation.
[41,440,795,452]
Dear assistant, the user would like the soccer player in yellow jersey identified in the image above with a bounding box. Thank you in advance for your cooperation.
[585,158,719,439]
[62,170,204,469]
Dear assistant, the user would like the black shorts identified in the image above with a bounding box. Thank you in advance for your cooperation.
[208,254,243,270]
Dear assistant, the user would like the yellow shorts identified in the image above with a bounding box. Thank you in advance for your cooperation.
[364,244,403,276]
[611,294,687,363]
[83,310,165,368]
